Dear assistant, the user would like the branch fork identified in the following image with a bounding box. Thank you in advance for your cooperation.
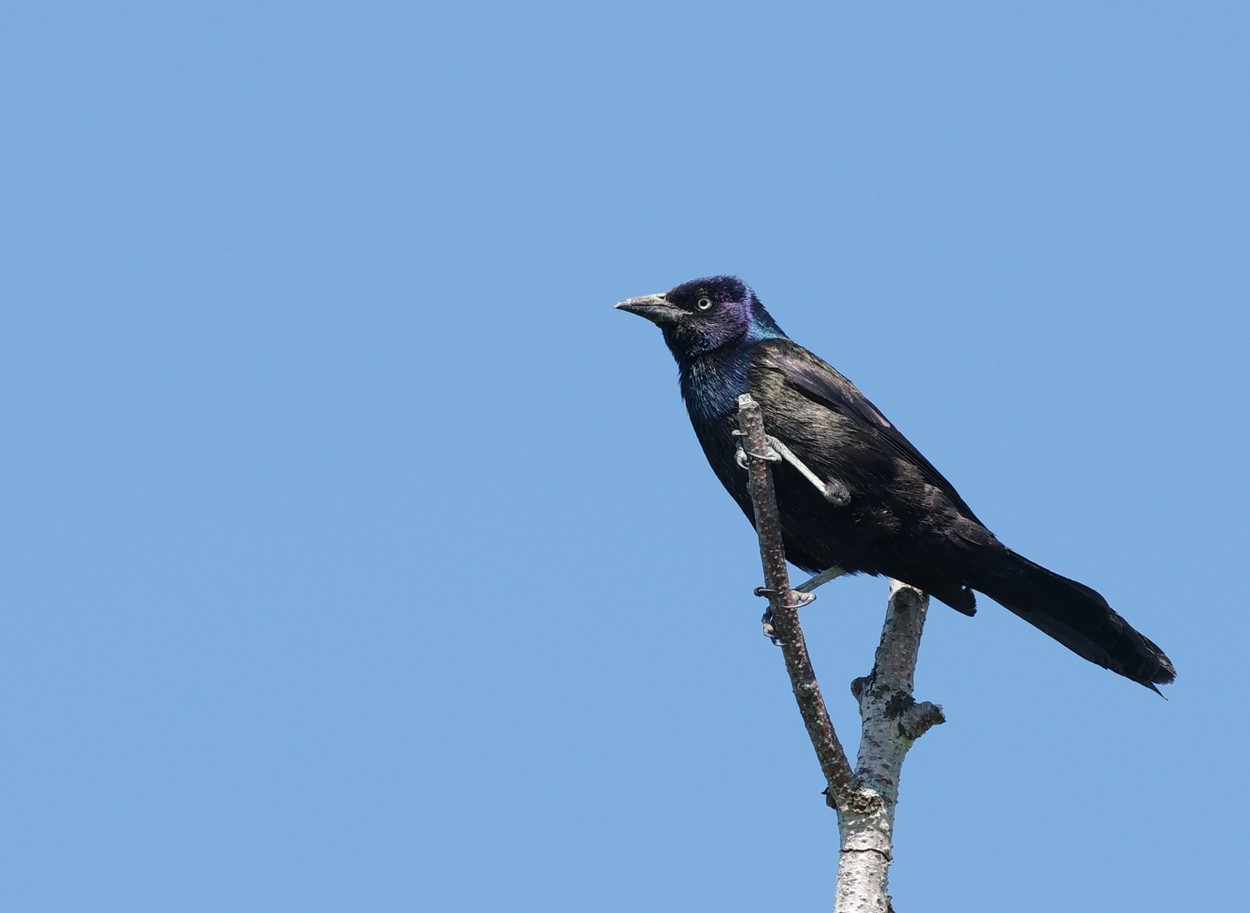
[734,394,944,913]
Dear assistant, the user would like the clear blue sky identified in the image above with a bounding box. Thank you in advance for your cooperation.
[3,3,1246,910]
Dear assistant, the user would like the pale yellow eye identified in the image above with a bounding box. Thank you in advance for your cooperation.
[696,297,713,311]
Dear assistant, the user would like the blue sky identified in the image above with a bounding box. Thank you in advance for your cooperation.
[3,2,1247,910]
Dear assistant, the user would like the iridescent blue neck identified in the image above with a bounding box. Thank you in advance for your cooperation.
[679,341,763,424]
[744,311,785,344]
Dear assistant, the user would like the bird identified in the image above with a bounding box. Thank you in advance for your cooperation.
[616,275,1175,692]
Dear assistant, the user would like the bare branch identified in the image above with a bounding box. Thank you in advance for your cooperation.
[734,394,856,804]
[733,395,945,913]
[836,582,945,913]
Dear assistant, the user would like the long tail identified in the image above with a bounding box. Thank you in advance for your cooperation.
[962,544,1176,692]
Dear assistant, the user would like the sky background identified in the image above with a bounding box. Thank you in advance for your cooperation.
[3,2,1247,910]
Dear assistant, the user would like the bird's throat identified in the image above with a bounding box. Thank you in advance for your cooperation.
[680,351,753,425]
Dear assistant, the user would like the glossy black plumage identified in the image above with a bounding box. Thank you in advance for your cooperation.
[617,275,1175,691]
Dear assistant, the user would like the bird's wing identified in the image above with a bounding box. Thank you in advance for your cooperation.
[753,337,982,523]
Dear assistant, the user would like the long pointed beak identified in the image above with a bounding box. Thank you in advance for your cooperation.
[614,293,683,325]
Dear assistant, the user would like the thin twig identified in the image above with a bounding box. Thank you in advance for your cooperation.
[735,394,857,804]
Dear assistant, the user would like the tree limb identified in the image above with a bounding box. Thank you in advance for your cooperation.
[734,394,944,913]
[735,394,856,803]
[836,582,944,913]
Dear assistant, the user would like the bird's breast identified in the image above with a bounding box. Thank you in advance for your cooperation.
[680,353,752,426]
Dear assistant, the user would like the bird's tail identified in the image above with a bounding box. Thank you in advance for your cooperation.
[962,545,1176,692]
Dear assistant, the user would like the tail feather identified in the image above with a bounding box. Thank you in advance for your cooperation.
[963,546,1176,691]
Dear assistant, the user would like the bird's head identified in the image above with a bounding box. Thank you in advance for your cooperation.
[615,275,784,363]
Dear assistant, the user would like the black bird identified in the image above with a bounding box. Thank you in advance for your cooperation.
[616,275,1175,691]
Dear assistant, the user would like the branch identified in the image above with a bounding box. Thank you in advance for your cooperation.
[734,394,945,913]
[734,394,856,804]
[837,582,945,913]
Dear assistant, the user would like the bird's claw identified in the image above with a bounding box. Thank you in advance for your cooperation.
[754,586,815,644]
[753,585,816,607]
[732,430,781,467]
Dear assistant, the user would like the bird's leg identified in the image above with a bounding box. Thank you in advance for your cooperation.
[733,430,849,505]
[755,586,816,643]
[795,566,848,594]
[762,436,851,507]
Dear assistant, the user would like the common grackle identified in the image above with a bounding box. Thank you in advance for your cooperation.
[617,276,1175,691]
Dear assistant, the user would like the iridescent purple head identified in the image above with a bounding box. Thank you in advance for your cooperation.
[615,275,785,362]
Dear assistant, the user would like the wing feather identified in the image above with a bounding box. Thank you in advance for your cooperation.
[753,337,982,523]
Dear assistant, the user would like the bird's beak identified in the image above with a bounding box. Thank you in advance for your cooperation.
[614,293,683,325]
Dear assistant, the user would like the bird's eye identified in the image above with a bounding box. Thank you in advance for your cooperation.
[695,297,714,311]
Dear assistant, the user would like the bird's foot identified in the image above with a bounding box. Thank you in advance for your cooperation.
[754,586,816,644]
[732,429,781,469]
